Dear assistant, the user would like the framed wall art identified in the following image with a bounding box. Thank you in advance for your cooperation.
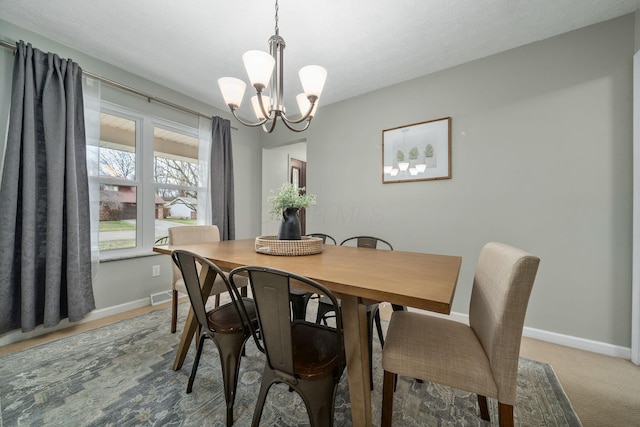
[382,117,451,184]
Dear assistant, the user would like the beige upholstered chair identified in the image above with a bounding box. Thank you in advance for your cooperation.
[381,242,540,427]
[168,225,247,333]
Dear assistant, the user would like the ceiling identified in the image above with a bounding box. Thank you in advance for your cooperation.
[1,0,640,120]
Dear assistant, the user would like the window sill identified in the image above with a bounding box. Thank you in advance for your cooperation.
[99,250,163,263]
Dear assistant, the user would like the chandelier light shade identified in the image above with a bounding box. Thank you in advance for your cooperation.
[218,77,246,108]
[299,65,327,97]
[242,51,275,88]
[218,0,327,133]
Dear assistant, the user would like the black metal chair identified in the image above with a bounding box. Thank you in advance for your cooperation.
[168,225,239,333]
[315,236,399,390]
[171,250,258,427]
[154,236,169,245]
[288,233,337,321]
[305,233,337,245]
[229,266,346,427]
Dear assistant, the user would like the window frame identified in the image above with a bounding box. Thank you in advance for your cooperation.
[97,102,200,260]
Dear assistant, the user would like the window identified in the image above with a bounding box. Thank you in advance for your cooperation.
[98,112,138,251]
[96,105,200,257]
[153,126,199,242]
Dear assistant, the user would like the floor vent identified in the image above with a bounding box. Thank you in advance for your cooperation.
[150,290,172,306]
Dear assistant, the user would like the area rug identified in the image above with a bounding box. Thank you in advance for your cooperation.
[0,304,582,426]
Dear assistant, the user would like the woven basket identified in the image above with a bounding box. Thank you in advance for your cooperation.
[255,235,323,256]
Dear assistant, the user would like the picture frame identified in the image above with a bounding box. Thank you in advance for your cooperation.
[382,117,451,184]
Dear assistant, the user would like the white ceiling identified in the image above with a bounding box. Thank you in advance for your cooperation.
[1,0,640,120]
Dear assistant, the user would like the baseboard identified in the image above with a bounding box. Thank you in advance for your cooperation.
[0,298,151,347]
[2,299,633,361]
[522,326,631,359]
[410,308,632,360]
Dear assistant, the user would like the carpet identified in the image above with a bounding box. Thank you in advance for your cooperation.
[0,304,582,426]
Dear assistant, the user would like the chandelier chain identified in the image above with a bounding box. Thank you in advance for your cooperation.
[274,0,279,35]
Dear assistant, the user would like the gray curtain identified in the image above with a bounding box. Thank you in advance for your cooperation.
[0,41,95,334]
[209,116,235,240]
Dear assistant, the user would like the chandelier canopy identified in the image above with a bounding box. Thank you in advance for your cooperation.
[218,0,327,133]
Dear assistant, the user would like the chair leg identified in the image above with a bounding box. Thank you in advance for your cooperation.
[498,402,514,427]
[171,289,179,333]
[477,395,490,421]
[296,375,338,427]
[215,332,248,427]
[374,308,385,347]
[366,309,376,390]
[381,370,395,427]
[214,294,221,308]
[187,332,207,393]
[251,367,277,427]
[368,344,374,390]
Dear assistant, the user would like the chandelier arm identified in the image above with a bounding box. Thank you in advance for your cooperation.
[280,93,317,123]
[255,91,272,121]
[281,104,315,124]
[280,117,311,133]
[230,107,270,128]
[262,118,278,133]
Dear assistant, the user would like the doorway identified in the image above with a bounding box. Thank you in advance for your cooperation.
[261,142,307,237]
[290,157,307,235]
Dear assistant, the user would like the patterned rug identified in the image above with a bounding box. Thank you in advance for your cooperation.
[0,304,582,426]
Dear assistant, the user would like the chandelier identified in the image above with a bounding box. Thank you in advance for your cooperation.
[218,0,327,133]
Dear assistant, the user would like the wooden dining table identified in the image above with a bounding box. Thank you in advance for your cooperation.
[153,238,462,427]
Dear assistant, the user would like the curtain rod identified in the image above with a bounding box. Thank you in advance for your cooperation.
[0,39,238,130]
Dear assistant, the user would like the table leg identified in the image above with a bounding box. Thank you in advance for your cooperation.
[172,265,217,371]
[341,295,372,427]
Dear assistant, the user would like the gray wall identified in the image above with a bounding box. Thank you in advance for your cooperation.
[0,19,263,310]
[1,14,636,349]
[263,15,635,348]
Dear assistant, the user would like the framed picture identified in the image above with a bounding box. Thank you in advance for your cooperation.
[382,117,451,184]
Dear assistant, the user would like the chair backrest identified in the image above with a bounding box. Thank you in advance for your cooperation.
[171,249,240,332]
[229,266,344,379]
[340,235,393,250]
[154,236,169,245]
[169,225,221,245]
[306,233,337,245]
[469,242,540,404]
[168,225,221,282]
